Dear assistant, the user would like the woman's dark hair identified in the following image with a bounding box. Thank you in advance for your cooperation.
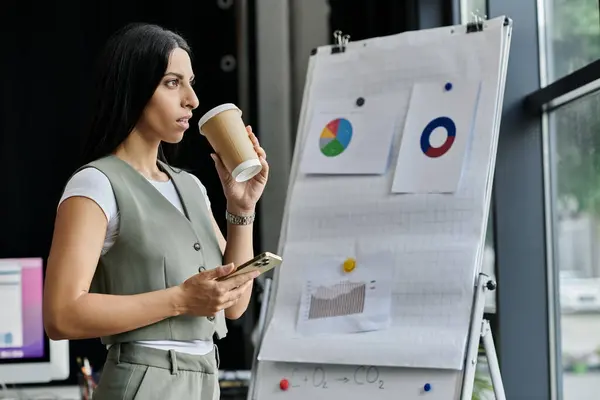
[81,23,191,165]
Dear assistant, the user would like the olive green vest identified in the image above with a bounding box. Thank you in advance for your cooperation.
[76,155,227,345]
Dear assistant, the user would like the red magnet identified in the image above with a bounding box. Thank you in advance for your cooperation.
[280,378,290,391]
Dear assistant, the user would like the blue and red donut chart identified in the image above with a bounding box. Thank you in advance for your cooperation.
[419,116,456,158]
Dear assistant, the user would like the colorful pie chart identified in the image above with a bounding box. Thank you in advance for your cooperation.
[319,118,353,157]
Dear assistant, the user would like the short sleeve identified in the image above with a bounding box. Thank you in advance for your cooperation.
[58,167,118,223]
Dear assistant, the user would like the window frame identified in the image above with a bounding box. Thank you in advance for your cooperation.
[484,0,556,398]
[527,3,600,400]
[487,0,600,399]
[525,59,600,114]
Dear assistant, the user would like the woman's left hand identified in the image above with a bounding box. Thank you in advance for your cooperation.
[211,126,269,215]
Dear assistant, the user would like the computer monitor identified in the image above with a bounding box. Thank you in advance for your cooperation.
[0,258,69,384]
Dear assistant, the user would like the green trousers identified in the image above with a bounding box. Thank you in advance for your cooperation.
[93,343,220,400]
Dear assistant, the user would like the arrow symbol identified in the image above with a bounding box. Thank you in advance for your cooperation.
[336,377,350,383]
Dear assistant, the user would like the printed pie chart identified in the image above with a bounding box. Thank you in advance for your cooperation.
[319,118,353,157]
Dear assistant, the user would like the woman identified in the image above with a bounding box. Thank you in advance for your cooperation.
[42,23,268,399]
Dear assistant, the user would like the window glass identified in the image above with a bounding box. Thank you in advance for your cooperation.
[549,89,600,399]
[543,0,600,82]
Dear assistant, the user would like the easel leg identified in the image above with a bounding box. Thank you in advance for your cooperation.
[481,320,506,400]
[247,278,273,400]
[461,275,486,400]
[462,275,506,400]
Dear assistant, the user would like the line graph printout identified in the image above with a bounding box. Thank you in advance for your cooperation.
[256,242,396,338]
[297,270,391,336]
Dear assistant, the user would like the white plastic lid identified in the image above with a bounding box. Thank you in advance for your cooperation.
[232,159,263,183]
[197,103,242,135]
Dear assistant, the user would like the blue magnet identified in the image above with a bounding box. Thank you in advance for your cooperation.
[444,82,453,91]
[424,383,432,392]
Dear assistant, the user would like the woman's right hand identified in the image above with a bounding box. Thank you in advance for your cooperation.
[178,264,260,317]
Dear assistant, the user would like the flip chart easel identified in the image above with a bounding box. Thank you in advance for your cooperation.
[248,15,512,400]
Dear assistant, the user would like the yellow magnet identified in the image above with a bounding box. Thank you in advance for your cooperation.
[343,257,356,273]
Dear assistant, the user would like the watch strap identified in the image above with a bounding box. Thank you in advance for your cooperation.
[225,209,256,225]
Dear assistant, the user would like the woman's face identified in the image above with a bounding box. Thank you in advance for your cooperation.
[136,47,199,144]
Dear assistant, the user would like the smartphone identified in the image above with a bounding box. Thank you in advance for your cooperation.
[217,252,283,281]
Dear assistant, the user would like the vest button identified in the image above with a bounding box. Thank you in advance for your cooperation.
[193,242,201,251]
[207,316,215,322]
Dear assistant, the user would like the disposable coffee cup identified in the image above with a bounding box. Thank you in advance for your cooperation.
[198,103,262,183]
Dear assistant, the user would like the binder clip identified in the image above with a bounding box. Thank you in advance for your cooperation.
[466,10,486,33]
[332,30,350,54]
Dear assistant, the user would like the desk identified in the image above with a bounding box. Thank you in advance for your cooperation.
[0,385,248,400]
[0,370,250,399]
[0,385,80,399]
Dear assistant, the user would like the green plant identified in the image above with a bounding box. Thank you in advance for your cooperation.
[472,370,494,400]
[472,350,494,400]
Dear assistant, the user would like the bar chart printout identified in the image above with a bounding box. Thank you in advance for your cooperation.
[297,277,392,336]
[308,281,367,319]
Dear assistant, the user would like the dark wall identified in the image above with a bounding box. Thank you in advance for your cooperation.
[0,0,259,385]
[327,0,419,42]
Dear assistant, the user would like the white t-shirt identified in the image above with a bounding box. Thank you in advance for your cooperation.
[58,167,215,355]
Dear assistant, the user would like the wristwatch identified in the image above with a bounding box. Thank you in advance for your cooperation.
[226,209,256,225]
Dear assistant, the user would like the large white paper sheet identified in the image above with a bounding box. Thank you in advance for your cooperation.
[258,18,508,373]
[259,238,476,369]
